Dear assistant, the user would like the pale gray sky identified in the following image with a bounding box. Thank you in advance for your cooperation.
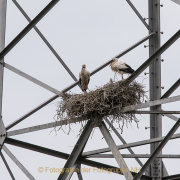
[1,0,180,179]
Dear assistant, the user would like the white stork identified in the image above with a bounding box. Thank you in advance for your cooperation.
[110,58,134,80]
[79,64,90,92]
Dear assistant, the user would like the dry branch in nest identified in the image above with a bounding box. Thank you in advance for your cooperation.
[54,80,146,133]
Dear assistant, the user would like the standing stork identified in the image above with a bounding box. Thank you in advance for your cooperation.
[110,58,134,80]
[79,64,90,92]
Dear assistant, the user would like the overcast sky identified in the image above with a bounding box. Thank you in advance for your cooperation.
[1,0,180,179]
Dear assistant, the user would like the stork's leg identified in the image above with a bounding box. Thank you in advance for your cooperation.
[122,74,123,80]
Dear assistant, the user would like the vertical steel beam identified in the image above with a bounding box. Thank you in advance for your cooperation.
[0,0,6,113]
[0,0,6,114]
[133,118,180,180]
[57,120,93,180]
[149,0,162,178]
[0,0,7,151]
[3,145,35,180]
[0,118,6,150]
[99,121,133,180]
[0,152,15,180]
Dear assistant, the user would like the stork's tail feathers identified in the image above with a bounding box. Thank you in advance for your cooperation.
[124,63,134,74]
[128,68,135,74]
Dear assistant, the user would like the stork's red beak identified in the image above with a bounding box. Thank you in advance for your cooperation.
[109,61,113,66]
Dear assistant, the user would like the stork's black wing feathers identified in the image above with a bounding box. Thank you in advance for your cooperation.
[118,63,134,74]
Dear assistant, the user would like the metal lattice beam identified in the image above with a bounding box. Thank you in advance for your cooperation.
[4,62,61,94]
[133,118,180,180]
[161,79,180,99]
[76,164,83,180]
[12,0,81,89]
[4,138,151,179]
[126,0,149,29]
[82,132,180,156]
[132,111,180,114]
[0,1,179,179]
[87,154,180,158]
[0,0,6,115]
[6,116,88,137]
[126,29,180,84]
[105,118,143,167]
[0,0,61,59]
[0,152,15,180]
[57,120,93,180]
[99,121,133,180]
[121,95,180,112]
[163,173,180,180]
[3,145,35,180]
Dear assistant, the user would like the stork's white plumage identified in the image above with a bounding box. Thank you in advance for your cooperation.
[79,64,90,92]
[110,58,134,80]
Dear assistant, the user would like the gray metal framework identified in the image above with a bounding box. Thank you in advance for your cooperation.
[0,0,180,180]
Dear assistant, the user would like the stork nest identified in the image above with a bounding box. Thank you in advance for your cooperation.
[54,80,146,133]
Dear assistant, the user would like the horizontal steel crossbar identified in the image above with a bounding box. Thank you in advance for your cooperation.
[82,133,180,156]
[7,116,88,137]
[121,95,180,113]
[87,154,180,158]
[4,138,151,179]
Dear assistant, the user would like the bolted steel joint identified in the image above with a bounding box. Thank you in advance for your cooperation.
[144,72,149,75]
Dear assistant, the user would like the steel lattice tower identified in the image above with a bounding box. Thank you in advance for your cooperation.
[0,0,180,180]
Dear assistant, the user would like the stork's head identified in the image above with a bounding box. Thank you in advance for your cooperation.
[109,58,118,66]
[82,64,86,69]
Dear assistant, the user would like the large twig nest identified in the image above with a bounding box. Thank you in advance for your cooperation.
[54,80,146,132]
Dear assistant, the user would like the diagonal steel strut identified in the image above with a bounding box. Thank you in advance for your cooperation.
[99,121,133,180]
[3,145,35,180]
[126,0,149,29]
[57,120,93,180]
[4,62,61,94]
[12,0,81,88]
[0,152,15,180]
[0,0,61,60]
[105,118,143,167]
[133,118,180,180]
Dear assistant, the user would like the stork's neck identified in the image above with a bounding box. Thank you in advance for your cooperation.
[111,62,118,71]
[81,67,86,74]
